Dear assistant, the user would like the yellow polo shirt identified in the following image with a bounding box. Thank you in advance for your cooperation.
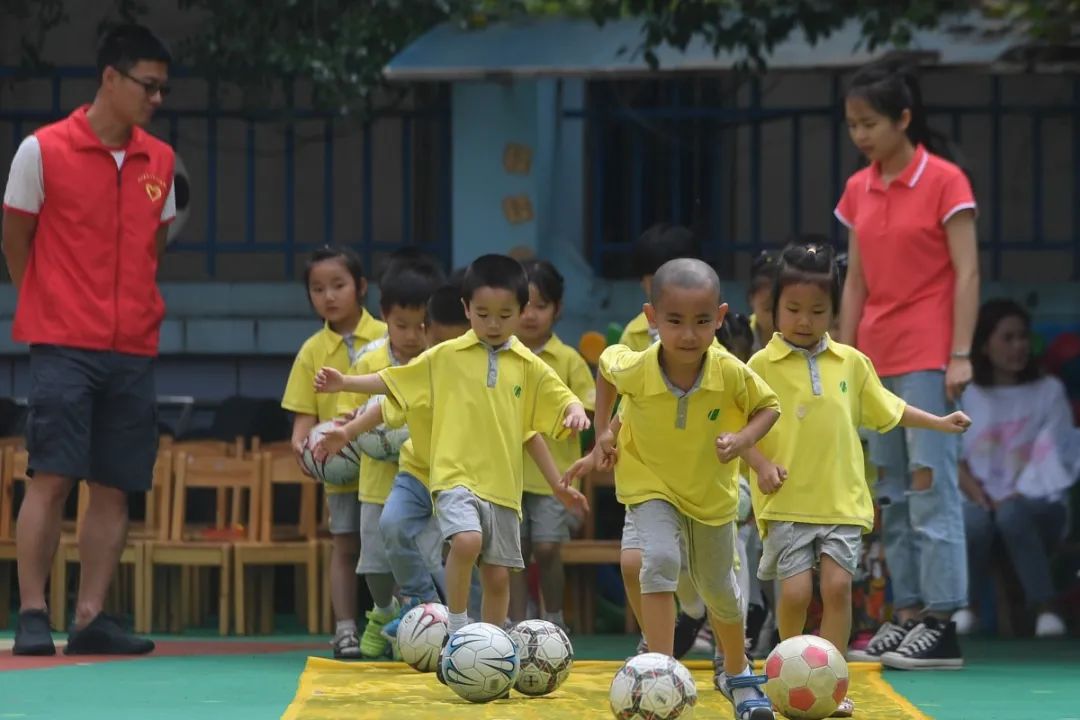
[378,330,580,513]
[600,343,780,526]
[336,339,405,504]
[281,310,386,495]
[748,334,905,535]
[619,311,656,352]
[523,333,597,495]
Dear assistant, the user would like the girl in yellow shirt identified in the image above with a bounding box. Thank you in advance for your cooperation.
[744,242,970,717]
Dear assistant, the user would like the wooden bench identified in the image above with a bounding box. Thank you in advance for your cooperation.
[561,539,637,635]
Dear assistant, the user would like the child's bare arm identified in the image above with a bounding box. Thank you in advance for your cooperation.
[525,434,590,513]
[314,367,389,395]
[715,408,780,463]
[290,414,317,475]
[314,401,385,461]
[900,405,971,433]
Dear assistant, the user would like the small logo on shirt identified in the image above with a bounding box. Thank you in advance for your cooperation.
[139,173,167,203]
[707,408,719,421]
[840,380,848,393]
[513,385,522,398]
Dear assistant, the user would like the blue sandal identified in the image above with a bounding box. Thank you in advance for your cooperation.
[723,672,774,720]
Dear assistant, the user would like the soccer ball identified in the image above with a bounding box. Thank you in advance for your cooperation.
[348,396,409,462]
[508,619,574,696]
[440,622,520,703]
[609,652,697,720]
[396,603,449,673]
[764,635,849,719]
[299,420,362,486]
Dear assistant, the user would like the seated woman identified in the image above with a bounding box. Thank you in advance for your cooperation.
[954,299,1080,637]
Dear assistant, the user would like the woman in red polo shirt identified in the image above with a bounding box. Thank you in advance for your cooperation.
[835,63,978,670]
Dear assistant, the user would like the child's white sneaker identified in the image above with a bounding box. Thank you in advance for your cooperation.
[1035,612,1066,638]
[951,608,977,636]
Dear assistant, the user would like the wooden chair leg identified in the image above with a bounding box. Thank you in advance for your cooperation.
[144,555,155,633]
[168,567,183,634]
[234,558,246,636]
[0,563,11,630]
[49,551,67,631]
[219,553,231,636]
[134,546,147,634]
[259,568,274,635]
[307,544,320,635]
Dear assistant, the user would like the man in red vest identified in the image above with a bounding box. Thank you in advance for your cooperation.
[2,24,174,655]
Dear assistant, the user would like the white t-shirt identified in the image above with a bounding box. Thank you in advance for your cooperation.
[961,375,1080,502]
[3,135,176,221]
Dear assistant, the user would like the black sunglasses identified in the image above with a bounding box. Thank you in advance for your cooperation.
[117,68,171,98]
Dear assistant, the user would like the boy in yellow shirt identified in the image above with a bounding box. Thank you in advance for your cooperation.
[280,247,385,659]
[315,255,589,649]
[571,258,780,720]
[334,261,442,657]
[744,243,969,714]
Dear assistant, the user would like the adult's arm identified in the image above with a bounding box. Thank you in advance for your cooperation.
[838,229,866,346]
[1,211,36,290]
[945,210,979,402]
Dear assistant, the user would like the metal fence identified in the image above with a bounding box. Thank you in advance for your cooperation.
[571,74,1080,280]
[0,66,451,279]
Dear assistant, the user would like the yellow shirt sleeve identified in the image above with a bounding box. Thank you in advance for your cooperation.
[567,350,597,412]
[598,344,645,395]
[381,394,406,429]
[527,359,579,441]
[857,354,906,433]
[737,360,781,418]
[281,344,318,416]
[379,352,433,412]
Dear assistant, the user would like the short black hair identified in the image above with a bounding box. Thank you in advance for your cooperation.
[461,254,529,310]
[448,266,468,289]
[380,265,443,315]
[717,312,754,363]
[650,258,722,306]
[771,241,842,323]
[380,247,445,286]
[972,299,1042,387]
[749,250,778,296]
[427,284,468,327]
[97,24,172,82]
[304,246,366,304]
[633,223,699,277]
[522,259,565,306]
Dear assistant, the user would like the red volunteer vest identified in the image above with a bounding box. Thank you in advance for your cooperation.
[12,106,174,356]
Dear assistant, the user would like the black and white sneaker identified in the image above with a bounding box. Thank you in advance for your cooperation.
[846,619,916,662]
[880,617,963,670]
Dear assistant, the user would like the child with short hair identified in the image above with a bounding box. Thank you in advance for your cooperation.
[334,261,443,657]
[280,246,386,659]
[509,260,597,631]
[314,254,589,655]
[745,242,970,715]
[747,251,778,352]
[570,258,781,720]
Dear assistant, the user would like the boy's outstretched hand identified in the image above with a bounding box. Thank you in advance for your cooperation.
[313,367,345,393]
[314,424,349,463]
[561,451,597,488]
[563,403,591,433]
[554,483,590,515]
[940,411,972,433]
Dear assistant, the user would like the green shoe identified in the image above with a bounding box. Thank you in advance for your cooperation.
[360,601,399,658]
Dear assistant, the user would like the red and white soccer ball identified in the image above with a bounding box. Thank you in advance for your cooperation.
[396,602,449,673]
[764,635,849,720]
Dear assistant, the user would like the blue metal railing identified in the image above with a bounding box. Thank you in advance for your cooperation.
[569,74,1080,280]
[0,66,452,279]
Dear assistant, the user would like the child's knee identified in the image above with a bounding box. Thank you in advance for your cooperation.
[449,531,482,557]
[532,542,560,566]
[640,543,681,594]
[700,572,742,623]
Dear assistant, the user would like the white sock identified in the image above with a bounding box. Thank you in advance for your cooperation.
[335,619,357,637]
[681,597,706,620]
[543,610,565,627]
[729,663,761,707]
[448,611,470,635]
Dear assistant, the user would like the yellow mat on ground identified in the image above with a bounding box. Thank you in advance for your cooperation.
[282,659,929,720]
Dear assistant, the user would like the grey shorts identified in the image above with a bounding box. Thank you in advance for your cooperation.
[326,491,362,535]
[757,521,863,581]
[520,492,570,544]
[435,485,523,569]
[357,501,391,574]
[621,507,642,550]
[26,344,158,492]
[628,499,743,624]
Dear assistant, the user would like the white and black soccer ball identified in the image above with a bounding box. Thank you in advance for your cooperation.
[609,652,697,720]
[440,622,520,703]
[396,602,449,673]
[299,420,362,486]
[348,396,409,462]
[508,619,573,696]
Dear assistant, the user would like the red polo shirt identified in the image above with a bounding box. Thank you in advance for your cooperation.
[6,106,175,357]
[834,145,976,377]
